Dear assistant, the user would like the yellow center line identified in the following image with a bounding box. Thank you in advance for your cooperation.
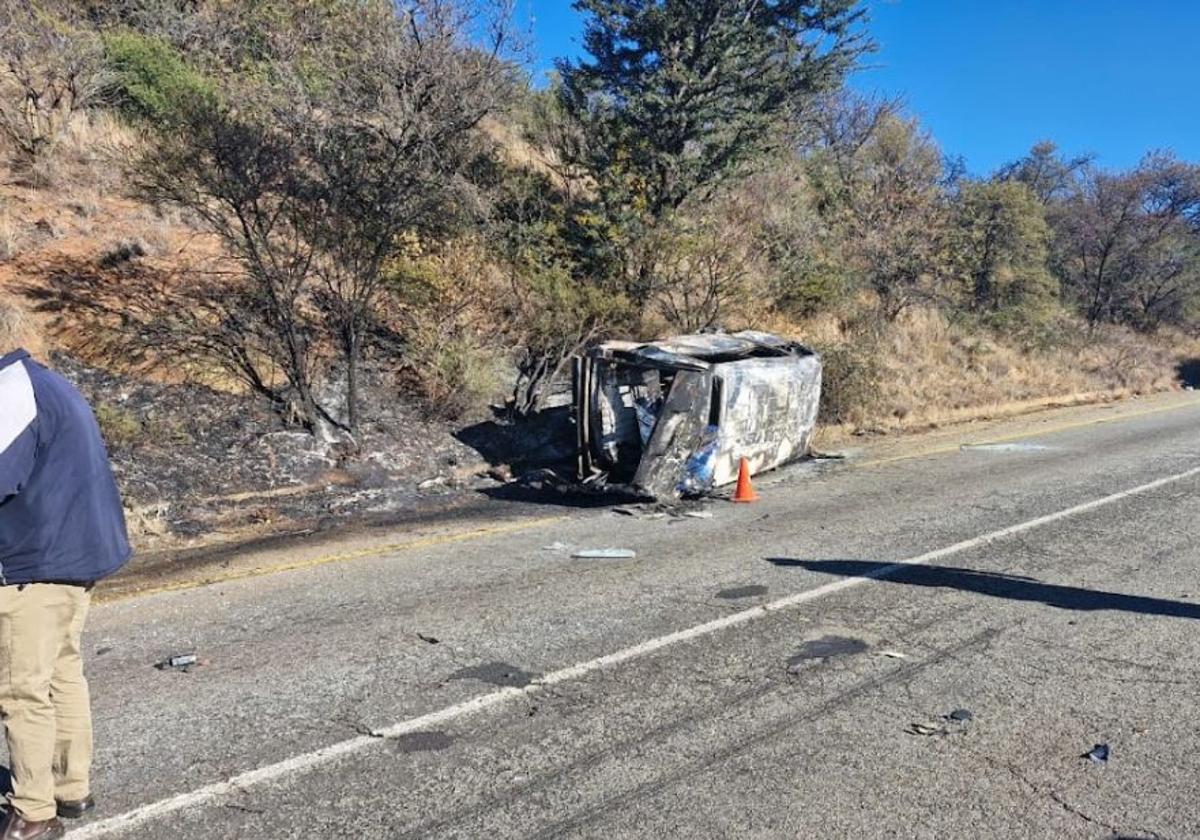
[97,515,567,604]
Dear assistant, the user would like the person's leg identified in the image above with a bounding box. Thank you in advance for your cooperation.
[0,585,64,822]
[50,586,91,806]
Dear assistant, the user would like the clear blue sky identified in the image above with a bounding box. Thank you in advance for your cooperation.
[523,0,1200,175]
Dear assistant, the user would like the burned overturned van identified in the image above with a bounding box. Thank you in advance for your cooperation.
[573,331,822,500]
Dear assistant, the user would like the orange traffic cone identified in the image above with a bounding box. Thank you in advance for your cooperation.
[732,457,759,503]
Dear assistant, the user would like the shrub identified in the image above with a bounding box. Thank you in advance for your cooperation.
[815,341,883,426]
[94,403,142,449]
[405,333,502,421]
[0,7,108,166]
[102,32,216,126]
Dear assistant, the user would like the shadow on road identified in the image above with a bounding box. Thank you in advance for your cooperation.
[767,558,1200,620]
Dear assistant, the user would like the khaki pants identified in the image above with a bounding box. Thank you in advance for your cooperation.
[0,583,92,821]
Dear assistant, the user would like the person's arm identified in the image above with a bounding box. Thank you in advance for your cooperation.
[0,363,37,502]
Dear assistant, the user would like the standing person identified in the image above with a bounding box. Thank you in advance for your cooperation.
[0,301,131,839]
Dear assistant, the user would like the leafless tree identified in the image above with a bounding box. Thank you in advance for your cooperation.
[807,94,948,320]
[1051,153,1200,331]
[0,2,109,166]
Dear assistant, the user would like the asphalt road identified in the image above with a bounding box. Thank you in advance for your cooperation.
[38,396,1200,839]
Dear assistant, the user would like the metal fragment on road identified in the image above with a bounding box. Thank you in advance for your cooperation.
[572,548,637,560]
[416,633,440,645]
[879,649,908,660]
[1083,743,1110,764]
[155,654,199,672]
[947,708,973,722]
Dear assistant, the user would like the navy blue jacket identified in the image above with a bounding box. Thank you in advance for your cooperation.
[0,350,131,584]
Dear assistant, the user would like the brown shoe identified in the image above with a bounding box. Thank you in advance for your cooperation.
[56,795,95,819]
[0,810,64,840]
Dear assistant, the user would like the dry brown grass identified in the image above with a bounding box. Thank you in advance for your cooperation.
[0,111,228,380]
[0,208,22,261]
[771,305,1199,436]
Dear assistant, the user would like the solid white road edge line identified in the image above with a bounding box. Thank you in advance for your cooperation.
[70,464,1200,838]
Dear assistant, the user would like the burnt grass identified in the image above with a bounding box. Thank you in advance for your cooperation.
[57,353,526,546]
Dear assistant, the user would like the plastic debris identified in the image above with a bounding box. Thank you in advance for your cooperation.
[879,650,908,660]
[155,653,200,672]
[679,429,719,496]
[684,510,714,520]
[1083,743,1110,764]
[416,633,440,645]
[572,548,637,560]
[947,708,974,723]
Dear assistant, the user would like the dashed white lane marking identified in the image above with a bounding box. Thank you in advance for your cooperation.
[71,464,1200,837]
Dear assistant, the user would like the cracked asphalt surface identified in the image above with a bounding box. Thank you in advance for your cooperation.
[41,398,1200,838]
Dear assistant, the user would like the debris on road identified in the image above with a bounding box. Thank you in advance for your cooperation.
[155,653,201,672]
[907,722,945,737]
[906,710,973,736]
[879,650,909,660]
[574,331,822,500]
[612,502,712,521]
[416,633,440,645]
[542,542,570,551]
[1083,743,1110,764]
[572,548,637,560]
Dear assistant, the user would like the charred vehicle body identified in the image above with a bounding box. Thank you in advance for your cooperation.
[573,331,822,500]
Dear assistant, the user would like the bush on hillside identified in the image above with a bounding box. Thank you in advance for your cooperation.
[814,338,883,426]
[102,32,217,126]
